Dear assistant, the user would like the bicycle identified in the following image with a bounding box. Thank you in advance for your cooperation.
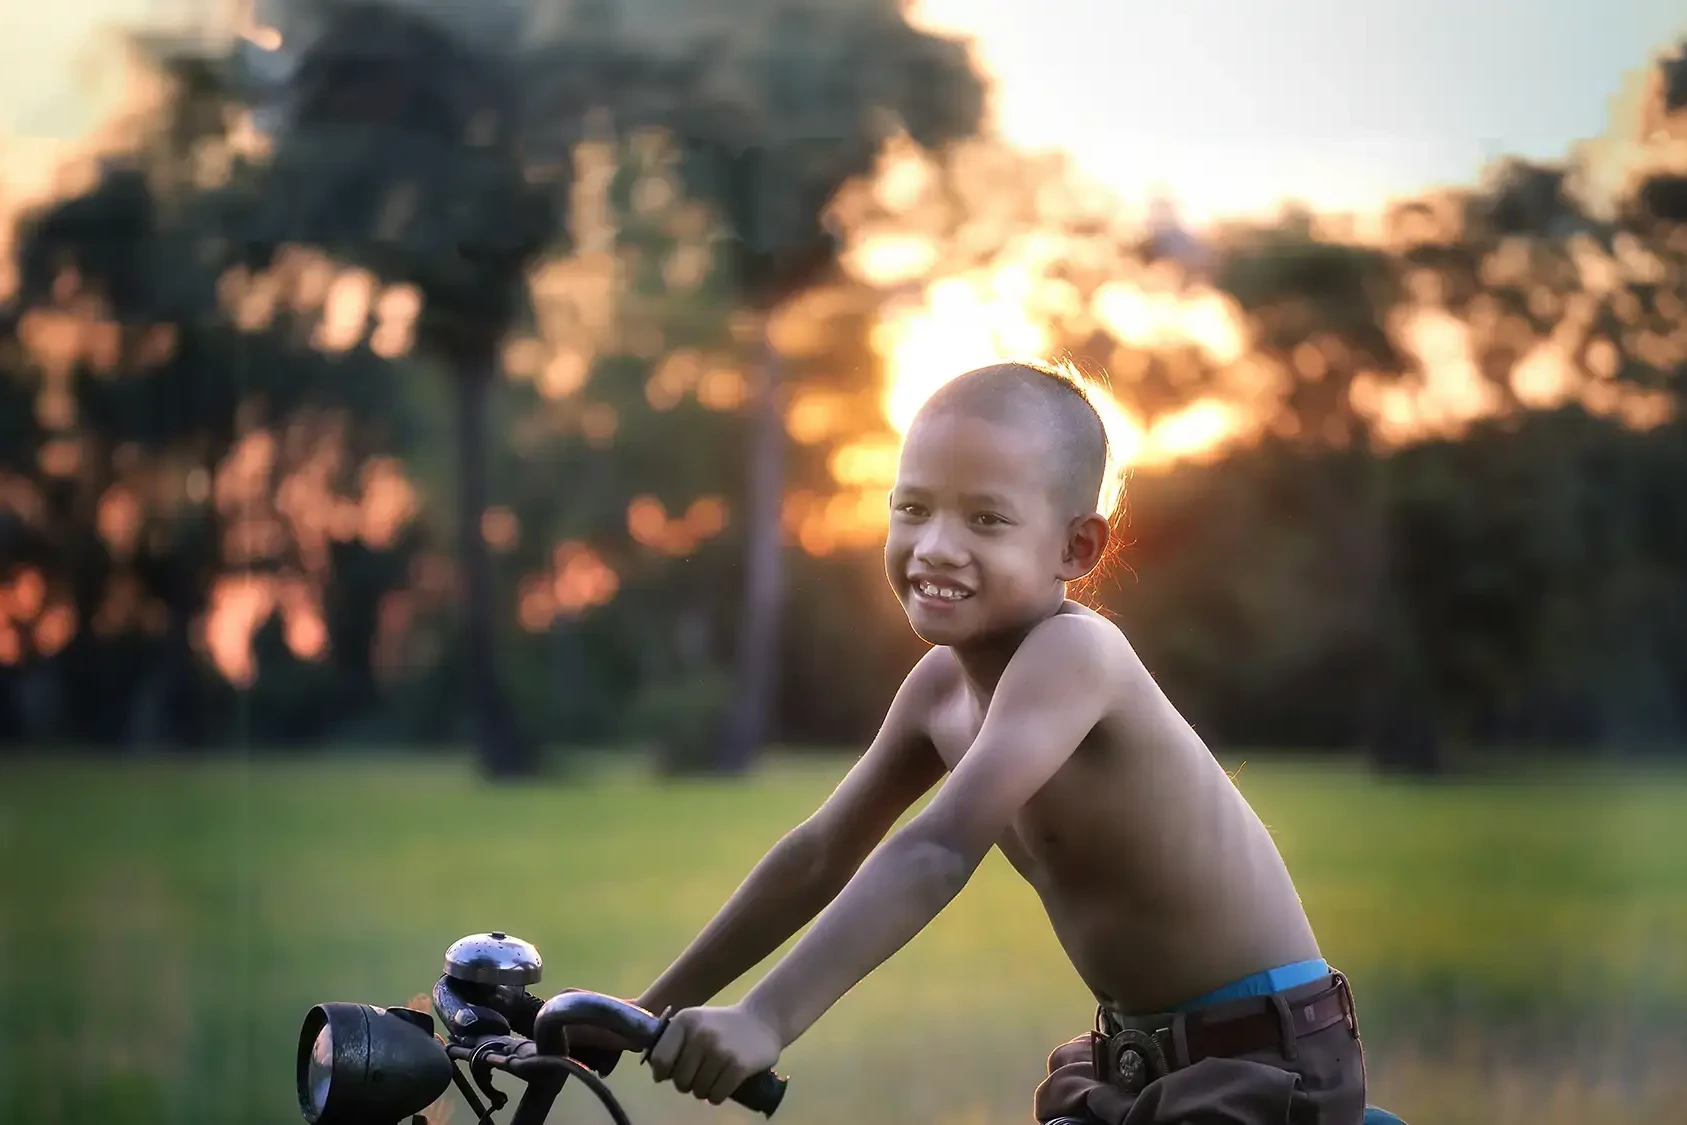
[294,930,1409,1125]
[294,931,785,1125]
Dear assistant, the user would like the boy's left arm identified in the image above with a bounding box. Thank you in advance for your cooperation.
[648,617,1110,1103]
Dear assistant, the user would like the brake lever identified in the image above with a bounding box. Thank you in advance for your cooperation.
[468,1036,528,1116]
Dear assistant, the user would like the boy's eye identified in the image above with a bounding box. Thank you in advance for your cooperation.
[893,501,928,517]
[973,512,1009,527]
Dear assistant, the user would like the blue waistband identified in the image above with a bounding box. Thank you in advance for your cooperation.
[1173,958,1331,1012]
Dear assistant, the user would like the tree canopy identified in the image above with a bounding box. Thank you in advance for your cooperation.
[2,15,1684,766]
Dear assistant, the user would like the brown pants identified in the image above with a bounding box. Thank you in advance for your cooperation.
[1033,975,1367,1125]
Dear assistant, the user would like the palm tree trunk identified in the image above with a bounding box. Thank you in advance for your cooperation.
[1361,452,1444,776]
[717,329,786,773]
[454,345,533,778]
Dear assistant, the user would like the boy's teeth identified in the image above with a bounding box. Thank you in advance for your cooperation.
[919,581,968,600]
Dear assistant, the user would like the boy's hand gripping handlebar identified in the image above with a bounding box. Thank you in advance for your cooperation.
[531,990,789,1116]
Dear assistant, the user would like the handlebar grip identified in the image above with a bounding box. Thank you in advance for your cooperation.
[730,1069,788,1117]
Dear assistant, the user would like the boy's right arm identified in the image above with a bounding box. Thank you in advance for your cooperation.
[635,652,949,1017]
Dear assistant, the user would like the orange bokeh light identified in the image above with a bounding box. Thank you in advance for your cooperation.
[627,494,730,558]
[547,542,620,621]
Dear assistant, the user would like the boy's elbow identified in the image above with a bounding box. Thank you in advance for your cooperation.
[782,821,851,887]
[787,815,979,897]
[899,802,995,879]
[887,829,980,897]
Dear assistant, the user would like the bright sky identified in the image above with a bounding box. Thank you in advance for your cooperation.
[911,0,1687,223]
[3,1,1682,219]
[0,0,175,205]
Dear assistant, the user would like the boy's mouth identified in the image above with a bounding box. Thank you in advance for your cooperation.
[910,575,974,602]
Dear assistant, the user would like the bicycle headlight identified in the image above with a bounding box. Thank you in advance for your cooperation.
[295,1003,452,1124]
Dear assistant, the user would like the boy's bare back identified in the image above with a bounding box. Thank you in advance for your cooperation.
[892,601,1321,1014]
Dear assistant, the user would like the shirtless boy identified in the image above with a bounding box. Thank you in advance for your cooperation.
[607,361,1367,1124]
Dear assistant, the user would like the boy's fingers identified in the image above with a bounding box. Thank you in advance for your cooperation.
[691,1054,729,1102]
[707,1063,749,1106]
[664,1012,703,1093]
[671,1033,709,1094]
[647,1021,680,1082]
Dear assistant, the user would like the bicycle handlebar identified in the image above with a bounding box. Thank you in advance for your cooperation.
[296,935,789,1125]
[532,991,788,1117]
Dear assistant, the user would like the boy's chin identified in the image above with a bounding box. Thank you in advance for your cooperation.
[903,595,1061,648]
[909,621,969,646]
[902,601,984,647]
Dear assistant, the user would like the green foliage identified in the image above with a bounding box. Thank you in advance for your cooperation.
[0,133,431,746]
[622,667,737,772]
[243,13,560,341]
[1104,410,1687,751]
[526,0,984,307]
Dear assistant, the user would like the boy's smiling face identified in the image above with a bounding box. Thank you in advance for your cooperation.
[886,411,1096,648]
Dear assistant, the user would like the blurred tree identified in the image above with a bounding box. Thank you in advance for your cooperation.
[519,0,986,771]
[479,135,756,764]
[1206,212,1447,771]
[8,10,1685,766]
[229,0,984,774]
[1215,210,1408,445]
[234,2,564,776]
[1178,40,1687,765]
[0,45,427,747]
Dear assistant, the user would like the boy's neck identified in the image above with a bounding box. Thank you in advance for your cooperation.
[950,594,1073,698]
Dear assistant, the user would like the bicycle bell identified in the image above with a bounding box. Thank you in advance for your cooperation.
[444,931,543,986]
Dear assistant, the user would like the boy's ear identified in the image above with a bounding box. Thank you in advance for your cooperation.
[1060,512,1110,580]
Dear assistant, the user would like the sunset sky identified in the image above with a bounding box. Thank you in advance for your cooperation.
[909,0,1685,222]
[2,1,1683,220]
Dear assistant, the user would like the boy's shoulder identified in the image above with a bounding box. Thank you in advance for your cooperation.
[1028,603,1145,678]
[913,604,1145,704]
[993,609,1169,736]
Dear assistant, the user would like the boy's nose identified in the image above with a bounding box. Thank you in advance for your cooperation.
[913,522,968,568]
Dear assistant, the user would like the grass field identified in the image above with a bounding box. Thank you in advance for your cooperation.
[2,753,1686,1125]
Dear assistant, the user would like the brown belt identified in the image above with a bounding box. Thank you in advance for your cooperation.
[1094,974,1356,1092]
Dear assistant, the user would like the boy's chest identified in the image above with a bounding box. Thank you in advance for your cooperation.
[928,679,1009,771]
[926,689,983,771]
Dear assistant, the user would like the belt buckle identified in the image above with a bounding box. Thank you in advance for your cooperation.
[1096,1026,1170,1095]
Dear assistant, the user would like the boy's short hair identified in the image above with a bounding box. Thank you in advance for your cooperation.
[913,358,1125,521]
